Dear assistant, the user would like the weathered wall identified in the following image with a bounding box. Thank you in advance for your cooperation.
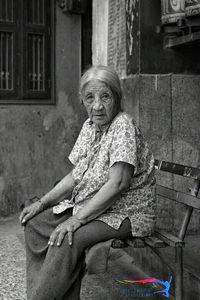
[0,6,86,216]
[122,74,200,233]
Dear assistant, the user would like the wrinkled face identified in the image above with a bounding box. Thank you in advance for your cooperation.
[82,80,116,128]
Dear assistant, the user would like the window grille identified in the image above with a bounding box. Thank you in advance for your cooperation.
[0,0,54,104]
[0,31,13,90]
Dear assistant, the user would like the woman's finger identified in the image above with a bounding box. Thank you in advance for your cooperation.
[49,229,59,246]
[22,210,36,224]
[20,212,31,224]
[68,231,73,246]
[56,230,66,247]
[19,211,25,223]
[19,208,29,223]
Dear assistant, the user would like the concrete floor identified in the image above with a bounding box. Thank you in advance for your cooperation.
[0,214,158,300]
[3,214,200,300]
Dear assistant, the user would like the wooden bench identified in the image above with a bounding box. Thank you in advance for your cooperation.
[111,159,200,300]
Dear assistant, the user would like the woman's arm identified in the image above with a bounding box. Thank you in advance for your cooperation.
[39,171,75,208]
[19,171,75,224]
[48,162,134,246]
[75,162,134,222]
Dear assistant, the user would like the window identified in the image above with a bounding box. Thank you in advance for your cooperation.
[0,0,55,104]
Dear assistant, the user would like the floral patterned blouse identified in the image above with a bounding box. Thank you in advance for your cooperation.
[53,112,156,236]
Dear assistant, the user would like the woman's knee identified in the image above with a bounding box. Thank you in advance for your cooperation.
[24,209,52,240]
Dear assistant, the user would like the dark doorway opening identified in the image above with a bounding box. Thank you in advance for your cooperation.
[81,0,92,73]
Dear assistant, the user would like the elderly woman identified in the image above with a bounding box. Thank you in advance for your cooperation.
[20,65,156,300]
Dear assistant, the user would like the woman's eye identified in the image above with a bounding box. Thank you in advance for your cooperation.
[85,95,94,103]
[101,93,111,102]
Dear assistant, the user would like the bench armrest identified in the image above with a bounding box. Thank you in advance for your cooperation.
[154,230,185,248]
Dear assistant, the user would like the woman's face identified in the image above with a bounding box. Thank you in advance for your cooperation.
[82,80,117,128]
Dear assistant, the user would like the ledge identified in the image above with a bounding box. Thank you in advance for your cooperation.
[164,31,200,48]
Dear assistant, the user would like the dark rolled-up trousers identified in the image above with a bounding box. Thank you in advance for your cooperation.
[24,207,132,300]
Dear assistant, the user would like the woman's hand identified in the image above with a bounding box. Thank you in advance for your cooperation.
[48,216,85,247]
[19,201,44,225]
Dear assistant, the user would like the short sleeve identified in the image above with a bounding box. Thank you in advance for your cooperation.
[68,120,89,166]
[109,116,138,171]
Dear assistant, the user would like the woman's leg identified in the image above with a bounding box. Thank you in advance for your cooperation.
[25,209,131,300]
[25,207,73,300]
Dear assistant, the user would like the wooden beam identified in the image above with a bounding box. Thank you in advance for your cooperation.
[154,230,185,248]
[156,184,200,210]
[155,159,200,180]
[164,31,200,48]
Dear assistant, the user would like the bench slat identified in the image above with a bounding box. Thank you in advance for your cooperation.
[156,184,200,209]
[144,236,166,248]
[112,236,166,249]
[154,230,185,248]
[155,159,200,180]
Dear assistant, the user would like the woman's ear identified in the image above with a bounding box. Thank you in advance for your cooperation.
[79,91,83,105]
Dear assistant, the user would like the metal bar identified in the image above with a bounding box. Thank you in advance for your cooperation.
[11,0,13,22]
[37,36,40,91]
[178,179,200,240]
[0,0,2,21]
[38,0,41,24]
[5,33,9,90]
[42,0,45,24]
[37,0,40,24]
[10,33,13,89]
[28,36,32,90]
[1,0,4,21]
[42,35,45,90]
[5,0,8,21]
[32,36,36,90]
[39,0,42,24]
[2,33,5,89]
[0,32,3,89]
[175,247,183,300]
[35,0,38,24]
[27,0,30,24]
[1,33,4,89]
[32,0,34,24]
[34,0,36,24]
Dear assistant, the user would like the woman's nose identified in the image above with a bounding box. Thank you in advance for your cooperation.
[93,98,103,110]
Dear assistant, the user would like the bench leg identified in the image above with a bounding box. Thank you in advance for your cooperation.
[175,247,183,300]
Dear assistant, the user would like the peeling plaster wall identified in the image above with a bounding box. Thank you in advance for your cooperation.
[0,7,86,216]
